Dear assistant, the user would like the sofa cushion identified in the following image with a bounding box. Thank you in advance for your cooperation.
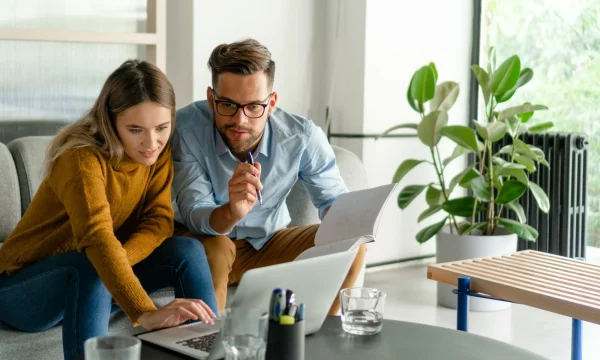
[7,136,53,214]
[0,120,69,145]
[286,145,368,227]
[0,143,21,242]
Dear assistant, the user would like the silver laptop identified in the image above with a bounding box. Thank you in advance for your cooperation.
[137,251,357,359]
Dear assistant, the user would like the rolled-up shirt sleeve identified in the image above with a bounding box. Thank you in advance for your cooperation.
[171,130,229,236]
[298,124,349,219]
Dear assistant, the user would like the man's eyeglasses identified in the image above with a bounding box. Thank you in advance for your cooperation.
[212,90,273,118]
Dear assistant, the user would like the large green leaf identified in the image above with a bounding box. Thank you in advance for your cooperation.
[410,65,436,111]
[495,68,533,103]
[528,145,545,160]
[443,145,471,168]
[426,186,444,206]
[505,116,520,138]
[416,217,448,244]
[417,205,443,223]
[431,81,460,112]
[529,182,550,213]
[440,125,478,152]
[448,167,478,193]
[496,180,527,204]
[392,159,426,183]
[505,201,527,223]
[442,197,481,217]
[502,162,527,170]
[515,155,536,172]
[518,102,534,122]
[490,55,521,96]
[498,218,538,242]
[417,110,448,147]
[514,138,539,159]
[473,120,507,142]
[473,120,488,140]
[471,65,491,106]
[429,62,438,84]
[397,184,428,209]
[458,221,488,235]
[470,175,491,201]
[495,166,529,185]
[528,122,554,133]
[487,122,508,142]
[497,104,548,121]
[407,73,419,112]
[459,168,480,188]
[377,123,418,140]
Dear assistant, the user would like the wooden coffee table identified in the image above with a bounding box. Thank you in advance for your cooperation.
[428,250,600,360]
[140,316,545,359]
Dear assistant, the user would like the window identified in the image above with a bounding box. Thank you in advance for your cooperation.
[0,0,165,122]
[484,0,600,246]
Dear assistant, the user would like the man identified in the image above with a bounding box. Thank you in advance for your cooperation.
[171,38,366,314]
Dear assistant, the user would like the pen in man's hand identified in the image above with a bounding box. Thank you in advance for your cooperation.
[247,151,263,206]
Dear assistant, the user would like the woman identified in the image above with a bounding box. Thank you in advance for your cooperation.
[0,60,218,360]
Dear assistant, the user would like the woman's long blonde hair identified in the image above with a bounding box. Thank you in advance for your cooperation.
[44,59,176,177]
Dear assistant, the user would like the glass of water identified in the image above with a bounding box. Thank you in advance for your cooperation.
[84,335,141,360]
[340,287,386,335]
[221,307,268,360]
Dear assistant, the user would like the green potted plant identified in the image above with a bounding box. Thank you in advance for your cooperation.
[381,48,553,310]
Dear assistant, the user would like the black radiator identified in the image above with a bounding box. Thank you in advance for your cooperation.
[475,133,589,258]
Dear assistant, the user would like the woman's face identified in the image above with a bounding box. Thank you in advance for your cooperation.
[115,101,172,166]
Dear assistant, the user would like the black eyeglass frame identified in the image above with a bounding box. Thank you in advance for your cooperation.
[211,90,273,118]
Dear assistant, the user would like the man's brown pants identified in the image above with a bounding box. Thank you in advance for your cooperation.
[177,224,367,315]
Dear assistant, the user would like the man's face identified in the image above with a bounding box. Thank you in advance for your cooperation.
[207,72,278,157]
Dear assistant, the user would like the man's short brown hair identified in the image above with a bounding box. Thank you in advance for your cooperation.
[207,38,276,90]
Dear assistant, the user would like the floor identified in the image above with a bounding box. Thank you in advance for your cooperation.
[363,252,600,360]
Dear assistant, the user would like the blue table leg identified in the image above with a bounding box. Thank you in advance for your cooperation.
[457,276,470,332]
[572,318,582,360]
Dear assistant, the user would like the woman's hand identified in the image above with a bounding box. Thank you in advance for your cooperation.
[137,298,216,331]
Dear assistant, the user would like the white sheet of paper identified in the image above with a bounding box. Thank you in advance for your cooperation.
[314,183,397,246]
[294,236,372,261]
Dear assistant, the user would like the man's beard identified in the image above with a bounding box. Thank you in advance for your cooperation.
[217,124,262,154]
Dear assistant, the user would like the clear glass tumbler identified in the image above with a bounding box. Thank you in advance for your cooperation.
[340,287,386,335]
[84,335,141,360]
[221,307,268,360]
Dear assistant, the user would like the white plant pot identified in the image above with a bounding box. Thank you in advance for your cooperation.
[436,225,518,312]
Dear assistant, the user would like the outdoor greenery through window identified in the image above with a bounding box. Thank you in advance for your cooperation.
[485,0,600,246]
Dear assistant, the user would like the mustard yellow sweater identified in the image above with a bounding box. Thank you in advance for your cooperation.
[0,144,174,322]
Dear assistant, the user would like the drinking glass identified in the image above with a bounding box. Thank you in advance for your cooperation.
[84,335,141,360]
[221,307,268,360]
[340,287,386,335]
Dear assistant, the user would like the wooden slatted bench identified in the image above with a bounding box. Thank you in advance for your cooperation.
[427,250,599,360]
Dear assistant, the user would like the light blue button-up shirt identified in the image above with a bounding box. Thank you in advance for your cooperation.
[171,100,348,249]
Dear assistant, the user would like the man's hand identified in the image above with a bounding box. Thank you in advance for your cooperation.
[227,162,262,221]
[137,298,216,331]
[209,162,262,234]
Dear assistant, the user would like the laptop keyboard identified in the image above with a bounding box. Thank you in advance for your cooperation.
[176,332,218,353]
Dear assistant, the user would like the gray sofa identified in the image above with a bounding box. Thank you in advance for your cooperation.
[0,125,368,359]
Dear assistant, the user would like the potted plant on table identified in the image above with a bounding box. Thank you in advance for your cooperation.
[381,49,554,311]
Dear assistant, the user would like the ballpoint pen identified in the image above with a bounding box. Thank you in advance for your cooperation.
[285,289,295,314]
[270,288,284,322]
[246,151,263,206]
[296,303,305,322]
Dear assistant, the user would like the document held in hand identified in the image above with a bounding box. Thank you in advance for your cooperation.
[295,183,398,261]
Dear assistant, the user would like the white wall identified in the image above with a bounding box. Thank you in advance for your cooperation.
[359,0,474,264]
[167,0,331,127]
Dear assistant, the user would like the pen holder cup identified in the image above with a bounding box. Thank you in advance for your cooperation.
[265,320,305,360]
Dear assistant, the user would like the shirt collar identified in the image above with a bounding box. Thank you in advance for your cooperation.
[214,119,272,159]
